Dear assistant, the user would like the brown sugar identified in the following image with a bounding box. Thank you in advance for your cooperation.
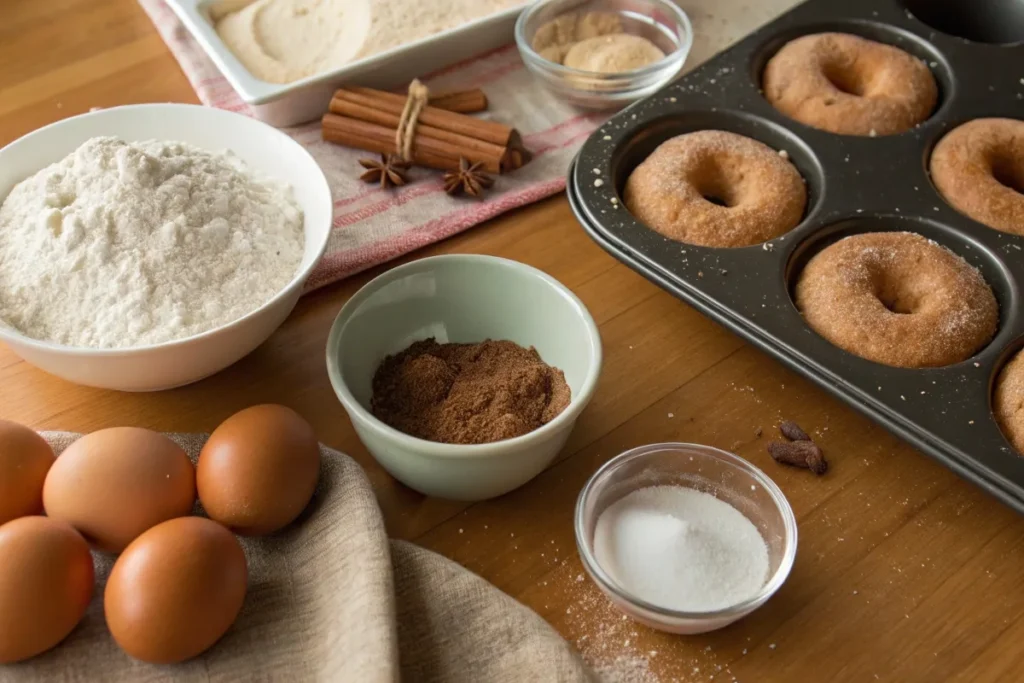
[531,11,624,63]
[370,338,572,445]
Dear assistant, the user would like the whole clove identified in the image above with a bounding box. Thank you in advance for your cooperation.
[779,420,811,442]
[767,418,828,475]
[767,440,828,475]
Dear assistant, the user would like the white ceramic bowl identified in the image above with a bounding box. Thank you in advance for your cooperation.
[326,255,602,501]
[0,104,332,391]
[575,443,798,634]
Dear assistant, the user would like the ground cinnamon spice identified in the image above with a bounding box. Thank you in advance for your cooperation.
[370,338,571,445]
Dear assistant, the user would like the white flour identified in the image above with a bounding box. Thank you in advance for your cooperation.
[594,486,769,612]
[0,137,304,349]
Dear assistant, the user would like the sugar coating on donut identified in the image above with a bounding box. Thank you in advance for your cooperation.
[994,350,1024,454]
[763,32,938,136]
[931,118,1024,236]
[623,130,807,248]
[795,231,998,368]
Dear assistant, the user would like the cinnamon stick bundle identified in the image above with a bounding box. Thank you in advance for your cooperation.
[322,86,530,174]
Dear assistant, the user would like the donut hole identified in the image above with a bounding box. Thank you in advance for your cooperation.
[690,160,739,208]
[695,181,736,208]
[821,62,866,97]
[702,195,731,207]
[876,290,918,315]
[873,272,925,315]
[991,155,1024,195]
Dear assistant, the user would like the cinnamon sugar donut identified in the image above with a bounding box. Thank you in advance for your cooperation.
[763,33,938,136]
[623,130,806,247]
[994,350,1024,453]
[795,232,998,368]
[930,118,1024,235]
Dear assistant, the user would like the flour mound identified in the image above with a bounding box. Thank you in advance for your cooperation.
[0,137,304,349]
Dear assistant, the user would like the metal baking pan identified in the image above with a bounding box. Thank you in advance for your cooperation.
[164,0,525,127]
[567,0,1024,510]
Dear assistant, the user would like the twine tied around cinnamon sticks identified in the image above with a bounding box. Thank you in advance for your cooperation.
[322,84,531,174]
[394,79,430,163]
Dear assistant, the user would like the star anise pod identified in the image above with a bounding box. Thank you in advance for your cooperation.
[358,154,410,189]
[443,157,494,198]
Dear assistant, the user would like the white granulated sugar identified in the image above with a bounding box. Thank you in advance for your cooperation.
[0,137,304,348]
[594,485,769,612]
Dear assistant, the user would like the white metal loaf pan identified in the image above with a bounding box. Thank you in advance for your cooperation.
[164,0,527,127]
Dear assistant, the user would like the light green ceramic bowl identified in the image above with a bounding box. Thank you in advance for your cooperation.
[326,254,603,501]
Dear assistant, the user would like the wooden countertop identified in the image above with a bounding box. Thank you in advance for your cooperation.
[3,1,1022,681]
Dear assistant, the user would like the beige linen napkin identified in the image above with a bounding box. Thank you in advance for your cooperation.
[0,433,591,683]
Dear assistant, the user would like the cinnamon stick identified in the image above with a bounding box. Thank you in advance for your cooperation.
[322,114,491,173]
[337,86,515,148]
[429,89,488,113]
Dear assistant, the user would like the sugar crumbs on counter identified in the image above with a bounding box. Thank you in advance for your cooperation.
[592,655,660,683]
[560,572,729,683]
[370,338,571,444]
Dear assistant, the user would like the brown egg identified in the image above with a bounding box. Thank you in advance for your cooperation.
[197,404,320,536]
[43,427,196,552]
[0,420,55,525]
[0,516,94,663]
[104,516,247,663]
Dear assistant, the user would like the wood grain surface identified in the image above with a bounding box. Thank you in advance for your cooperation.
[2,1,1022,681]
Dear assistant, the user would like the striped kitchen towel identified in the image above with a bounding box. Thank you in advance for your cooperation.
[137,0,606,291]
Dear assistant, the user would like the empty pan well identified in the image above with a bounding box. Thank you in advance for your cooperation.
[903,0,1024,45]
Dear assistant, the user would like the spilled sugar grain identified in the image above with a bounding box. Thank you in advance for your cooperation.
[559,570,730,682]
[569,580,665,683]
[592,655,660,683]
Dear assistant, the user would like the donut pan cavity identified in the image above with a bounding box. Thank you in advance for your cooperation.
[567,0,1024,511]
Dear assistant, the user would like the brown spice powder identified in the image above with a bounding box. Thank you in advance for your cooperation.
[370,338,572,445]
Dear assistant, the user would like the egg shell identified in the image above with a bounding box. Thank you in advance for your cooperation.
[43,427,196,552]
[198,404,320,536]
[104,516,247,663]
[0,516,94,663]
[0,420,55,525]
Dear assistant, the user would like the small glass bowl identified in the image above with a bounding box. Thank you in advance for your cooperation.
[575,443,798,634]
[514,0,693,109]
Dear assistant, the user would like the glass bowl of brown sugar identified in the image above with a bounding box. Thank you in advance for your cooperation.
[515,0,693,109]
[325,254,603,501]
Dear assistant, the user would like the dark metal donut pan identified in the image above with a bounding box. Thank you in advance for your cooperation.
[567,0,1024,510]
